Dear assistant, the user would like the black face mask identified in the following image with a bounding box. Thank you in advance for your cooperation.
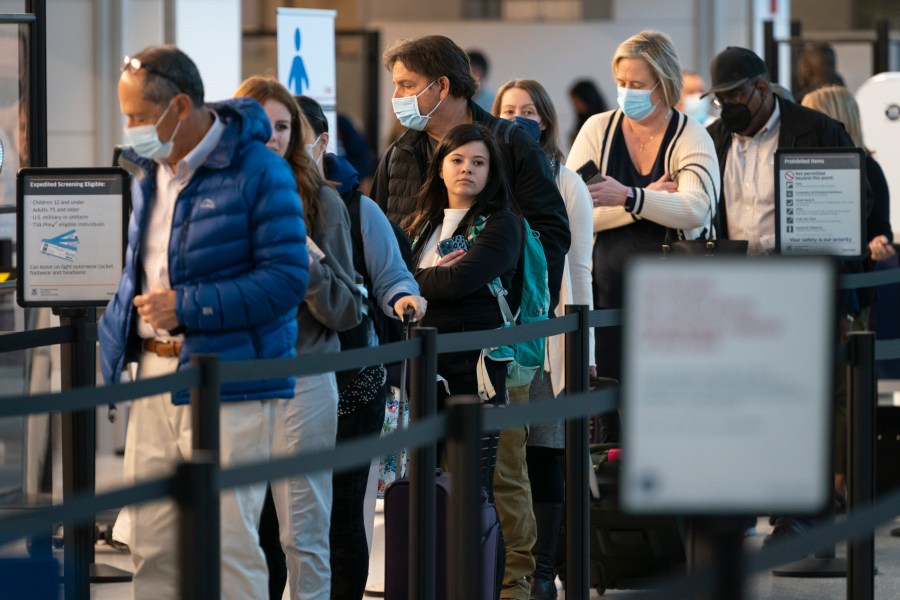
[719,87,759,134]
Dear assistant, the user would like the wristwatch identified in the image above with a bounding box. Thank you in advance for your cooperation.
[624,187,636,212]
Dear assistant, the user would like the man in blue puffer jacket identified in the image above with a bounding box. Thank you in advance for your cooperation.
[98,45,308,600]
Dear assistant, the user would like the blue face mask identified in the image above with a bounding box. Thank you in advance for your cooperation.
[391,80,443,131]
[617,81,660,121]
[512,116,542,143]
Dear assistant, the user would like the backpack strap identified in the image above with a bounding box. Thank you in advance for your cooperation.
[346,189,368,282]
[491,117,517,144]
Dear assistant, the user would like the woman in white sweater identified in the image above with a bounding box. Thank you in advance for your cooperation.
[493,78,595,600]
[565,30,719,444]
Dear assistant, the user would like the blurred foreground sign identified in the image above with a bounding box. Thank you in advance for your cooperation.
[622,257,835,515]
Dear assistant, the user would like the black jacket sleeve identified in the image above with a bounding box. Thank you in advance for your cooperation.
[507,126,570,310]
[415,211,522,301]
[866,155,892,243]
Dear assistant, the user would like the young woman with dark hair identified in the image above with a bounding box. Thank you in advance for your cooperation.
[406,123,522,494]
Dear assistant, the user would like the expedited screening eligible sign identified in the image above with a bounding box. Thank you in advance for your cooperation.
[17,168,128,307]
[775,148,865,258]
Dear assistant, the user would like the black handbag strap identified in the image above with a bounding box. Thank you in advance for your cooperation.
[667,162,722,241]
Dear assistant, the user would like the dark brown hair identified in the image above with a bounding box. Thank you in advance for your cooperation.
[404,123,512,240]
[383,35,477,100]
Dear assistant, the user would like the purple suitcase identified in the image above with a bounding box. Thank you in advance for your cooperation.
[383,473,501,599]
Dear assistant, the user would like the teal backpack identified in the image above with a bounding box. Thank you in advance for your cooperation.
[468,215,550,399]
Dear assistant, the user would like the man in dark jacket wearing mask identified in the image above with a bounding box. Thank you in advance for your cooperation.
[705,46,862,253]
[706,46,870,543]
[371,34,570,310]
[371,35,570,600]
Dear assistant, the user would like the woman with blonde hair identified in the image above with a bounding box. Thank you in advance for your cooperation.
[566,30,719,443]
[235,76,362,600]
[801,85,893,261]
[493,78,595,599]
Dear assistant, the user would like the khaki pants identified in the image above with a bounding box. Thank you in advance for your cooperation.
[123,351,274,600]
[493,384,537,599]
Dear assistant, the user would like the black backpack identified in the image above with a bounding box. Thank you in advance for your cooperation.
[336,189,413,390]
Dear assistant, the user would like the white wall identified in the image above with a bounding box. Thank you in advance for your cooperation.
[175,0,241,103]
[46,0,97,168]
[45,0,241,168]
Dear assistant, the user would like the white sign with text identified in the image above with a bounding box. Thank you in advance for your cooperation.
[17,169,127,307]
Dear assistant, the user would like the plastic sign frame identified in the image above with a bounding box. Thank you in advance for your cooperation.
[17,167,128,307]
[621,256,836,516]
[775,147,866,259]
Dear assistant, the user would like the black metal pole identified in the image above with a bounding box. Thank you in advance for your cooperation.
[179,354,221,600]
[177,455,218,600]
[712,520,744,600]
[764,20,779,84]
[363,30,380,160]
[789,20,803,95]
[57,306,94,600]
[27,0,47,168]
[408,326,437,600]
[874,19,889,75]
[564,304,590,598]
[445,395,482,600]
[847,331,876,600]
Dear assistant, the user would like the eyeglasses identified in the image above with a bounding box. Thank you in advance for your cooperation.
[712,80,759,109]
[122,56,182,91]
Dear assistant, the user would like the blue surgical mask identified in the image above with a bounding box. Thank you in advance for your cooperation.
[123,100,181,161]
[391,80,443,131]
[616,82,659,121]
[681,93,711,124]
[512,116,542,143]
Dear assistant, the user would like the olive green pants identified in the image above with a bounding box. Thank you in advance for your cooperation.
[493,384,537,599]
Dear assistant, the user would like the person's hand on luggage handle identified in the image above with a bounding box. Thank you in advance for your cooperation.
[868,235,895,262]
[394,294,427,322]
[587,173,676,208]
[134,288,179,331]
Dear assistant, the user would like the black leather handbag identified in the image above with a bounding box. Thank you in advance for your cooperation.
[663,225,748,257]
[661,163,749,257]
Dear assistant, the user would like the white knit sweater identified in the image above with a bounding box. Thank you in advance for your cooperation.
[545,164,596,396]
[565,109,720,240]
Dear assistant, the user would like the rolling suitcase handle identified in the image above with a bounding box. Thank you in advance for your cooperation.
[397,307,415,430]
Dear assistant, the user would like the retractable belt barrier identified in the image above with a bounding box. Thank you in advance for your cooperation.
[0,265,899,599]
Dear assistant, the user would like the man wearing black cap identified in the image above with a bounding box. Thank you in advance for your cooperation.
[705,46,858,256]
[706,46,870,544]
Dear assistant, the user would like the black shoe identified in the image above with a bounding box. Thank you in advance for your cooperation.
[763,516,812,546]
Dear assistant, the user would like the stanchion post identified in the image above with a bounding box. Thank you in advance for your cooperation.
[56,306,95,600]
[179,354,221,600]
[564,304,590,597]
[445,395,482,600]
[177,454,219,600]
[847,331,876,600]
[190,354,220,455]
[408,326,438,599]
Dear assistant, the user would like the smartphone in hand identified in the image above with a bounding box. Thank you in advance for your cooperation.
[437,235,468,257]
[576,160,605,184]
